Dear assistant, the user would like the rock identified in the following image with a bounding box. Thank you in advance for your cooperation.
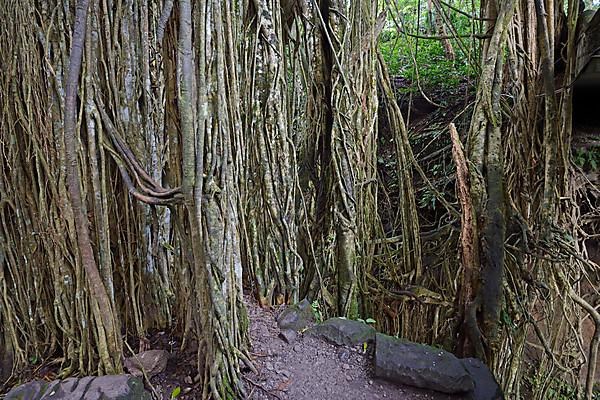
[279,369,290,378]
[279,329,297,344]
[338,348,350,362]
[5,375,151,400]
[374,333,474,394]
[461,358,505,400]
[276,299,314,332]
[309,318,376,346]
[5,381,55,400]
[124,349,169,378]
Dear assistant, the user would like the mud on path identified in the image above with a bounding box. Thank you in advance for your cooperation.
[243,299,467,400]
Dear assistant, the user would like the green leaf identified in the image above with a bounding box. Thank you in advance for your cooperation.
[171,386,181,399]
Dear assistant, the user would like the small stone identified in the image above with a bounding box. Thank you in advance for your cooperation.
[276,299,314,331]
[279,329,297,344]
[342,363,350,370]
[346,375,353,381]
[184,376,193,384]
[368,380,373,385]
[279,370,290,378]
[265,362,274,371]
[293,344,302,353]
[338,349,350,362]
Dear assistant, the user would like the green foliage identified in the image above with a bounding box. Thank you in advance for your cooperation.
[500,309,517,331]
[418,187,436,210]
[378,0,479,91]
[525,375,600,400]
[311,300,323,323]
[170,386,181,399]
[417,161,444,211]
[381,37,473,89]
[545,379,578,400]
[574,147,600,171]
[379,35,406,77]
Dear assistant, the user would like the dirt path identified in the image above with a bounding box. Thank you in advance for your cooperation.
[243,299,466,400]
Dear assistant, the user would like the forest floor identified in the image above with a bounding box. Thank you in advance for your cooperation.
[241,298,468,400]
[0,297,471,400]
[0,297,469,400]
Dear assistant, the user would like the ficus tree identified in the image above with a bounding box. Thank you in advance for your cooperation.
[1,0,599,398]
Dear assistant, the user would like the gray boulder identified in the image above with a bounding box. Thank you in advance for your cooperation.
[374,333,474,394]
[309,317,376,346]
[461,358,504,400]
[5,375,151,400]
[276,299,314,332]
[4,381,55,399]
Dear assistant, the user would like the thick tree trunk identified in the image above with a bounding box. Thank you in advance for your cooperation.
[241,0,301,307]
[461,0,515,362]
[63,0,122,373]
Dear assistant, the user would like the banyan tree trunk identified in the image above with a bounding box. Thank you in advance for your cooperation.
[240,0,301,307]
[0,0,248,396]
[297,0,380,317]
[458,0,515,361]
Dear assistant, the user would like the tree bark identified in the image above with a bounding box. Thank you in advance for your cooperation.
[63,0,121,373]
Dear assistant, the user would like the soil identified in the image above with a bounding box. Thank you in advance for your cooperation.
[242,298,468,400]
[144,330,199,400]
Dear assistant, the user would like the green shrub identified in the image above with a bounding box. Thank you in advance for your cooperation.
[378,1,479,91]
